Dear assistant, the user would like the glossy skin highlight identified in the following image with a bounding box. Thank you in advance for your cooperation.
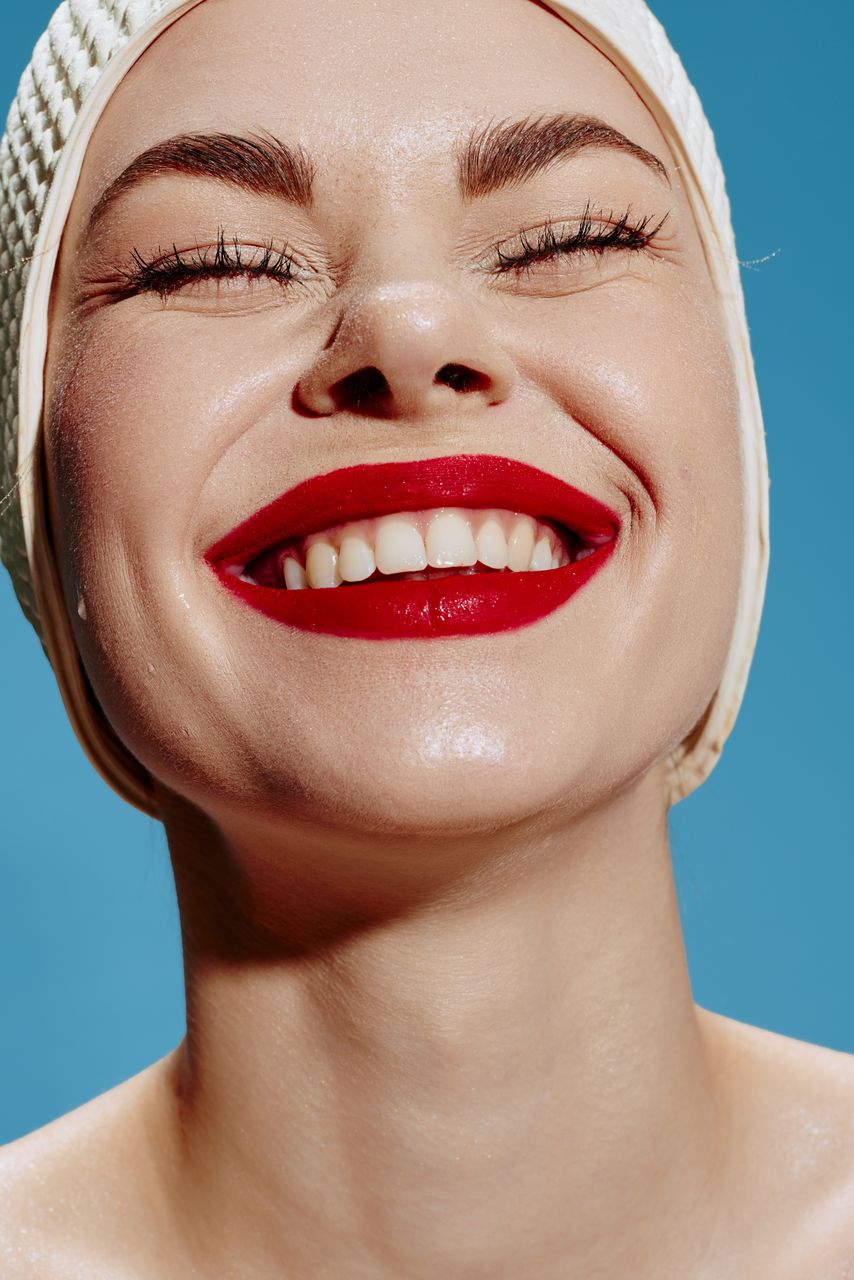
[2,1,854,1277]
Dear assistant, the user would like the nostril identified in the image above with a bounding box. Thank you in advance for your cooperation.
[333,366,389,409]
[436,363,491,394]
[324,361,497,414]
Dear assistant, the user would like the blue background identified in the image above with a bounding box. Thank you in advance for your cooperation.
[1,1,851,1144]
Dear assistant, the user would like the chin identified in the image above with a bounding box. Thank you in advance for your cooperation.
[194,720,619,841]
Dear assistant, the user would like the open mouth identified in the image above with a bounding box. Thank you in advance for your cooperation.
[206,454,621,639]
[225,506,608,590]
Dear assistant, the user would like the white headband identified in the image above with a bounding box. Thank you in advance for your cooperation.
[0,0,770,816]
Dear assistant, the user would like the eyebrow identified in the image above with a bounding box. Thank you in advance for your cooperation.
[86,130,316,235]
[456,113,670,199]
[86,112,669,235]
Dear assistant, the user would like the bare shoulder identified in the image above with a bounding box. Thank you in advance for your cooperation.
[697,1006,854,1277]
[0,1051,182,1280]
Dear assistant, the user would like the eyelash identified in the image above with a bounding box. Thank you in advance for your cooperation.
[121,230,299,299]
[122,202,669,298]
[491,202,670,275]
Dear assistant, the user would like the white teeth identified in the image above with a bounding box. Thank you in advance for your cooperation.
[374,516,428,575]
[426,509,478,568]
[338,532,376,582]
[245,506,599,588]
[506,515,537,572]
[282,556,307,590]
[305,539,342,588]
[475,514,508,569]
[529,534,553,571]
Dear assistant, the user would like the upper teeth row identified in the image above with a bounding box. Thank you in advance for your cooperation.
[242,507,588,589]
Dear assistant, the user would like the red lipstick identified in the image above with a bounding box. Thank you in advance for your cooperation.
[205,454,620,639]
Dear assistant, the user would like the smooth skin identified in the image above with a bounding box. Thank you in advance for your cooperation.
[3,0,854,1276]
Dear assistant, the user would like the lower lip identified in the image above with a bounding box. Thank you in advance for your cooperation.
[213,542,616,639]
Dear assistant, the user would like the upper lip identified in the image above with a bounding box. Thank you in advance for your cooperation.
[205,453,622,566]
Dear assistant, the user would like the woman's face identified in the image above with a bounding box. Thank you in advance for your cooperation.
[45,0,743,835]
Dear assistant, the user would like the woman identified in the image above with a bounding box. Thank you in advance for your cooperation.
[1,0,853,1275]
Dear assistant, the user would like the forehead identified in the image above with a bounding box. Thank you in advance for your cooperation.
[78,0,673,198]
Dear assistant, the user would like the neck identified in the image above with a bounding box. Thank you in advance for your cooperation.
[146,769,731,1279]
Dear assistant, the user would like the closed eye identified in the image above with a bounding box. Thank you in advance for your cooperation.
[485,202,670,277]
[120,229,307,300]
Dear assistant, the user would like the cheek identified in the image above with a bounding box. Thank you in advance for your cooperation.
[511,273,742,511]
[508,273,745,735]
[48,314,294,550]
[47,303,327,591]
[44,310,317,789]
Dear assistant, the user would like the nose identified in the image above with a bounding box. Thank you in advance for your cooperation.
[295,281,516,418]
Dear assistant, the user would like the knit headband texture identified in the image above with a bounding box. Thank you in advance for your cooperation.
[0,0,770,816]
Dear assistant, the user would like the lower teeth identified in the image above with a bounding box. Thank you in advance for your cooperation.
[362,564,502,584]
